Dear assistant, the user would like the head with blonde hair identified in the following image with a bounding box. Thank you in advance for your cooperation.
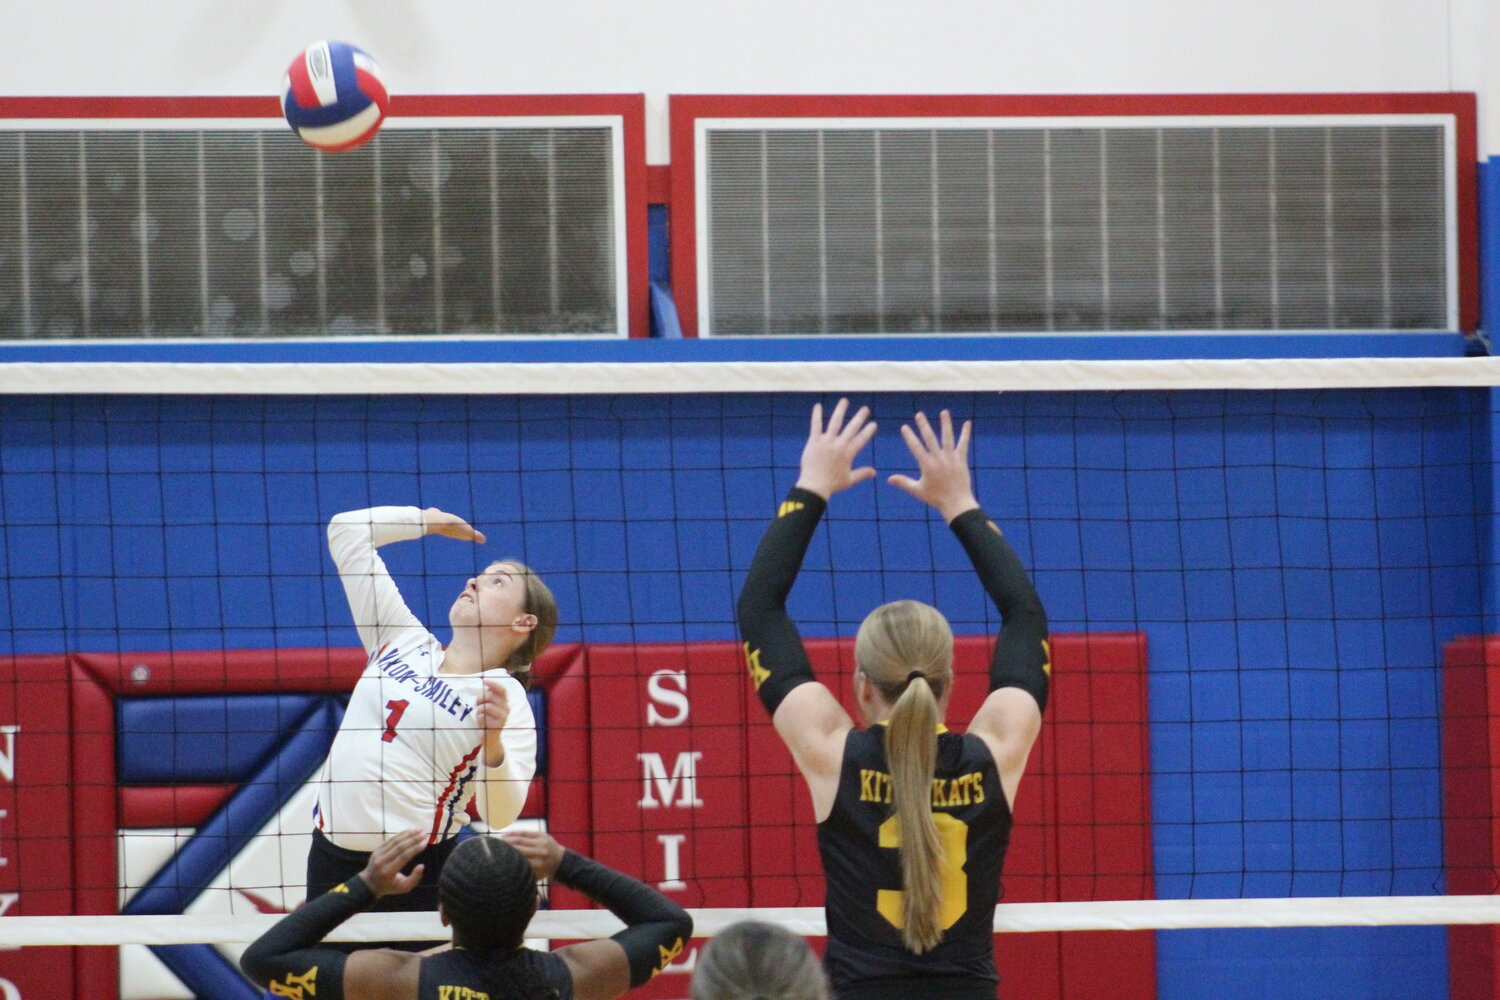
[690,921,829,1000]
[853,599,955,954]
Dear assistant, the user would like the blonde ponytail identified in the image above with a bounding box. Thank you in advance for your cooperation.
[854,599,955,954]
[886,673,944,953]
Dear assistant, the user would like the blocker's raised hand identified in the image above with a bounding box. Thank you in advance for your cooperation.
[500,829,566,880]
[795,399,879,500]
[888,410,980,523]
[358,829,428,898]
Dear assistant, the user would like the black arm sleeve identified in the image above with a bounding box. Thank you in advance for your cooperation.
[735,486,827,715]
[239,877,372,999]
[554,849,693,987]
[949,508,1051,712]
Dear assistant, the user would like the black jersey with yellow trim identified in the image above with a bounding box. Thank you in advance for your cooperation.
[818,724,1011,999]
[415,945,573,1000]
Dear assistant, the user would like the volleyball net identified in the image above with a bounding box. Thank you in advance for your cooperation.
[3,356,1500,999]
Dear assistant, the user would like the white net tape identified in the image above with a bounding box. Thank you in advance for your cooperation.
[8,896,1500,946]
[0,356,1498,395]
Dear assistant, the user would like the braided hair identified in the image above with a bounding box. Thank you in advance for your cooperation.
[438,836,538,954]
[435,837,567,999]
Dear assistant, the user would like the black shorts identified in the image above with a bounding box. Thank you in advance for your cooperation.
[305,827,461,951]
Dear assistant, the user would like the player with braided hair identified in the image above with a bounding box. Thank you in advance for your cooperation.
[434,834,539,956]
[242,828,692,1000]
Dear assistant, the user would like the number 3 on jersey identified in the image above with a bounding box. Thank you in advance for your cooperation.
[876,813,970,932]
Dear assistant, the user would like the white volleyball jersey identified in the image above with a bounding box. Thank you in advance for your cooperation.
[313,506,537,852]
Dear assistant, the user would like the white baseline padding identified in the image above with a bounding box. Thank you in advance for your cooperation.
[8,895,1500,946]
[2,357,1500,395]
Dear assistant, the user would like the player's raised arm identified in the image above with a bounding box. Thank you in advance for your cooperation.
[242,829,427,1000]
[326,505,484,653]
[503,830,694,1000]
[892,411,1050,800]
[735,400,876,813]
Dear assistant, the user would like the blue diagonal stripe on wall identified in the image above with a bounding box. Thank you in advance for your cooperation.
[124,697,338,914]
[121,697,343,998]
[148,944,264,1000]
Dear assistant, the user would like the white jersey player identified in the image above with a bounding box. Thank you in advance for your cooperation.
[307,505,558,942]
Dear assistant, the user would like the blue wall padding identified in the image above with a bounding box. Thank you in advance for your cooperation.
[647,203,670,285]
[1159,926,1449,999]
[1483,158,1499,339]
[117,694,324,783]
[124,699,340,915]
[146,944,263,1000]
[529,688,546,774]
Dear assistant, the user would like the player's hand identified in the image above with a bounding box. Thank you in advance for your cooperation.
[499,830,566,880]
[795,399,878,500]
[359,829,427,898]
[888,410,980,523]
[422,508,486,544]
[477,676,510,733]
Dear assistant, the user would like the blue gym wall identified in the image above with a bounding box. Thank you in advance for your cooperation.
[0,376,1484,999]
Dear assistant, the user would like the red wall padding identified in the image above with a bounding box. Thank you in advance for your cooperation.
[0,655,78,996]
[7,635,1149,1000]
[0,655,123,996]
[546,631,1155,999]
[121,785,238,829]
[1443,635,1500,999]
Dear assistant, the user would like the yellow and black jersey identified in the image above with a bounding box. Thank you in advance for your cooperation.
[819,725,1011,1000]
[416,945,572,1000]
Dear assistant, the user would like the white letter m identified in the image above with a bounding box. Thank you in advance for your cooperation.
[637,752,704,808]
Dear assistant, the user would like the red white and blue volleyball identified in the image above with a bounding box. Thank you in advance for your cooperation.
[281,40,389,152]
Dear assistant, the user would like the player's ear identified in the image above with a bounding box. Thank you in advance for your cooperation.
[511,613,538,633]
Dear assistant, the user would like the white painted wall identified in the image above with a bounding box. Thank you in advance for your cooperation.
[0,0,1493,160]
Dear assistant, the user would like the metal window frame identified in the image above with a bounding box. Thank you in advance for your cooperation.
[668,94,1478,339]
[0,95,650,340]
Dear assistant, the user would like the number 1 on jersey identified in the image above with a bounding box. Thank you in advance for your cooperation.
[382,699,409,742]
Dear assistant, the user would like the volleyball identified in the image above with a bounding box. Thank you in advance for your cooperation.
[280,40,389,152]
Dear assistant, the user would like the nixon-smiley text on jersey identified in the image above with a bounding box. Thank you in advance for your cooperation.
[373,643,476,723]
